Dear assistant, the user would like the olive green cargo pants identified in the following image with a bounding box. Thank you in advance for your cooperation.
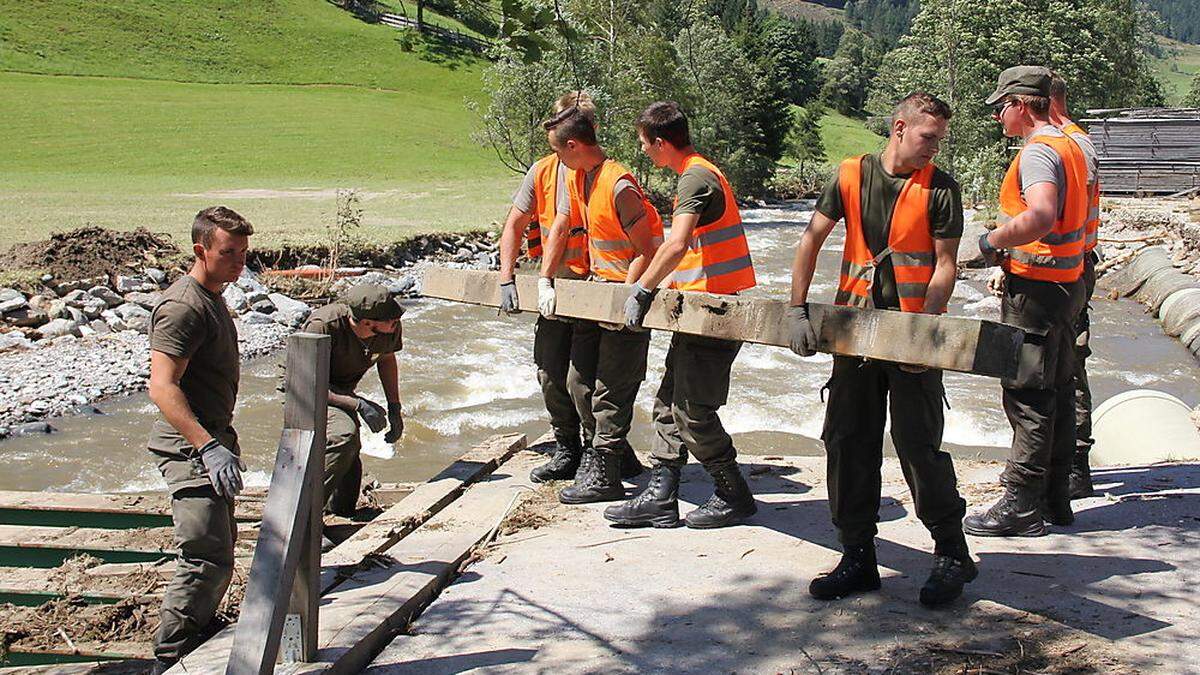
[325,405,363,517]
[650,333,742,469]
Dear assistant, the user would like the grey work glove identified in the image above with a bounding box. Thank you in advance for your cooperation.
[537,277,557,318]
[356,396,388,433]
[624,284,654,328]
[199,439,245,500]
[499,280,520,315]
[978,231,1002,267]
[384,402,404,443]
[787,304,819,357]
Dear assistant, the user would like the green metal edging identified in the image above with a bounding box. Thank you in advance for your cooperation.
[0,546,174,569]
[0,508,173,530]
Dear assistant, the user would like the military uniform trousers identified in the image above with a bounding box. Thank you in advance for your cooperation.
[566,320,651,457]
[535,316,583,451]
[998,274,1087,493]
[1073,253,1098,461]
[822,356,967,551]
[650,332,742,469]
[325,404,363,517]
[155,428,239,662]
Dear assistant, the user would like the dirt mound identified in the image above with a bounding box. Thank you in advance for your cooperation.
[0,226,181,282]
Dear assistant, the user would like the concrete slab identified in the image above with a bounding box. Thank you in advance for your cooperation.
[366,456,1200,673]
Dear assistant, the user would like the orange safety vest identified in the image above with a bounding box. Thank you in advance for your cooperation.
[526,154,589,277]
[668,154,756,295]
[998,132,1088,283]
[1060,121,1100,253]
[570,159,664,282]
[835,154,937,313]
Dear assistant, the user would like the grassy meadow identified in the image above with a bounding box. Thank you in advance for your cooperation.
[0,0,516,250]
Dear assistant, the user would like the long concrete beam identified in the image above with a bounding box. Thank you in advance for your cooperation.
[421,267,1024,379]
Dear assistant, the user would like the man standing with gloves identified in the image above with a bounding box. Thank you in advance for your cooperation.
[541,107,663,504]
[147,206,253,672]
[965,66,1088,537]
[789,93,976,607]
[301,283,405,519]
[605,101,758,529]
[496,92,595,483]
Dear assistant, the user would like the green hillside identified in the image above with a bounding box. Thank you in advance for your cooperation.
[0,0,515,249]
[1151,37,1200,105]
[819,110,885,160]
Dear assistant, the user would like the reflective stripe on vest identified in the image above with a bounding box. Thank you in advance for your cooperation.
[999,133,1088,283]
[667,154,756,294]
[834,154,937,313]
[570,159,664,282]
[1061,122,1101,253]
[528,154,590,277]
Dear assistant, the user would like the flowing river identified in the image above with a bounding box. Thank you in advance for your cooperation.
[1,202,1197,493]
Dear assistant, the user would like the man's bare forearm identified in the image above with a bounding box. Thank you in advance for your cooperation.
[499,205,529,282]
[377,354,401,405]
[149,382,212,451]
[539,213,571,278]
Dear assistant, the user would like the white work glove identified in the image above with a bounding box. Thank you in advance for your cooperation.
[538,277,557,319]
[986,269,1006,298]
[199,439,245,500]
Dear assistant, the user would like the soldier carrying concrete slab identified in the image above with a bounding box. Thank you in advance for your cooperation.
[146,206,253,673]
[788,93,976,607]
[300,283,405,525]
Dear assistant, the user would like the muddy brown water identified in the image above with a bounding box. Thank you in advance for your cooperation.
[1,203,1197,494]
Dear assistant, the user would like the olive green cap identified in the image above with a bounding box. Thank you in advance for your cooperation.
[985,65,1052,105]
[345,283,404,321]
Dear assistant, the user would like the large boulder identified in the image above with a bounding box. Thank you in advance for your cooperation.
[101,309,128,332]
[79,296,108,320]
[124,291,161,310]
[88,285,124,308]
[144,268,167,285]
[240,311,276,325]
[40,318,82,339]
[235,270,269,296]
[62,289,90,308]
[0,332,34,352]
[0,288,27,314]
[269,293,312,328]
[223,284,249,313]
[115,302,152,333]
[4,308,49,328]
[958,214,991,269]
[115,275,156,293]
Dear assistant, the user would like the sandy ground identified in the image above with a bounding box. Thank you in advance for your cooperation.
[365,455,1200,674]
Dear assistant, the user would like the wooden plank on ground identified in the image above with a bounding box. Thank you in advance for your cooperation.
[320,433,527,572]
[172,434,532,675]
[0,491,265,526]
[421,268,1025,378]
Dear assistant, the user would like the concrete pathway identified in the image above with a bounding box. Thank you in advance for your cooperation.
[366,455,1200,673]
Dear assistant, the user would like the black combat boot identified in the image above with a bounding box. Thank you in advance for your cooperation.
[149,659,176,675]
[684,462,757,529]
[809,543,881,600]
[1069,452,1094,499]
[620,443,646,479]
[530,441,583,483]
[603,464,681,528]
[558,449,625,504]
[963,487,1047,537]
[1043,464,1075,526]
[919,554,978,607]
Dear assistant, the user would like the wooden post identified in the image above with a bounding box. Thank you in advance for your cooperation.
[226,333,329,675]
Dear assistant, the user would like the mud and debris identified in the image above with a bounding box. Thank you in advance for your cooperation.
[0,227,183,284]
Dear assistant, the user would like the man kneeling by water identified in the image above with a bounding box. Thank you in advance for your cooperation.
[147,207,253,673]
[300,283,405,533]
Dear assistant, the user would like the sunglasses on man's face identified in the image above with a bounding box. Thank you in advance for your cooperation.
[992,99,1016,116]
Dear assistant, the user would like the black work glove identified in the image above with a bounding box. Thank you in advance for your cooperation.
[978,232,1002,267]
[199,439,245,500]
[623,284,654,328]
[356,396,387,433]
[384,402,404,443]
[787,304,819,357]
[499,280,520,315]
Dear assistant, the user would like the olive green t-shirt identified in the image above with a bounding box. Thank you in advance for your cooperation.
[302,303,403,395]
[673,165,726,226]
[147,275,241,490]
[816,153,964,309]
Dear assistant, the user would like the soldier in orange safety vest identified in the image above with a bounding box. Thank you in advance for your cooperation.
[540,106,662,505]
[495,92,608,485]
[788,92,975,607]
[605,101,759,530]
[1050,72,1101,501]
[966,66,1089,539]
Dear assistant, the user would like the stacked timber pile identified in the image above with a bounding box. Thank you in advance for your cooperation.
[1084,108,1200,196]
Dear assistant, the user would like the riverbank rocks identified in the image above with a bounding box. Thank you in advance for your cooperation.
[223,284,250,313]
[0,288,27,314]
[240,311,276,325]
[4,308,48,328]
[124,292,160,310]
[88,285,124,308]
[269,293,311,327]
[40,318,82,339]
[0,333,33,352]
[114,302,151,333]
[115,275,157,293]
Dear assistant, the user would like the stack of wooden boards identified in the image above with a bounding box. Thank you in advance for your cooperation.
[1085,107,1200,196]
[420,267,1027,379]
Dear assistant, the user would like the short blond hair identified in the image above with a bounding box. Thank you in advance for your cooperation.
[554,90,596,124]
